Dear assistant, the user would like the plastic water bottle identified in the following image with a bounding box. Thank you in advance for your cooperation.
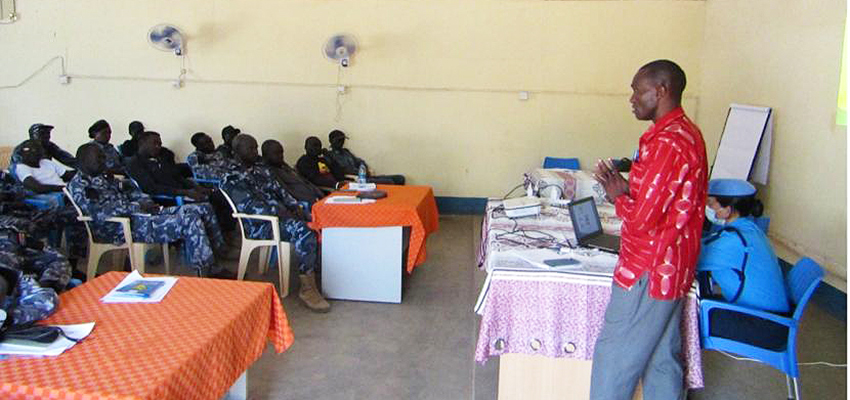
[358,163,367,184]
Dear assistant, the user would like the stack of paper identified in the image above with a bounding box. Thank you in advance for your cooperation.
[347,182,377,191]
[0,322,95,357]
[325,196,376,205]
[101,270,178,303]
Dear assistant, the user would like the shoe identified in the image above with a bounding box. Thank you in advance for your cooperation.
[209,269,236,280]
[298,272,330,313]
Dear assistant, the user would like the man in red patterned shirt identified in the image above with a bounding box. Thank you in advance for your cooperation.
[589,60,708,400]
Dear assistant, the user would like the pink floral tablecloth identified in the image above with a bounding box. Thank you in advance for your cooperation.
[474,199,704,389]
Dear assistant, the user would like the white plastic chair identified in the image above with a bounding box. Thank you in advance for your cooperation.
[219,188,291,297]
[63,188,169,280]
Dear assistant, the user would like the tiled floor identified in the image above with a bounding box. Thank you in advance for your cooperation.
[130,215,845,399]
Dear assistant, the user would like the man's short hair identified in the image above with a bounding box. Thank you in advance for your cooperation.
[76,142,101,161]
[261,139,282,155]
[129,121,144,136]
[138,131,160,145]
[88,119,109,138]
[190,132,207,147]
[639,59,686,102]
[232,133,255,151]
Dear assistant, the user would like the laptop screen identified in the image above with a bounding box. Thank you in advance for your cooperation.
[568,197,603,240]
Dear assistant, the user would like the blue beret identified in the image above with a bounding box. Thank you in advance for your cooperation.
[708,179,756,197]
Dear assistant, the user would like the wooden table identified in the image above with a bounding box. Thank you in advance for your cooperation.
[311,185,439,302]
[0,272,294,400]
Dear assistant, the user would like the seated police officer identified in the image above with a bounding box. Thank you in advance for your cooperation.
[260,140,325,208]
[128,131,210,202]
[15,140,75,194]
[296,136,347,190]
[11,123,77,175]
[87,119,125,175]
[70,143,236,278]
[325,129,405,185]
[187,132,234,181]
[698,178,789,350]
[222,134,329,313]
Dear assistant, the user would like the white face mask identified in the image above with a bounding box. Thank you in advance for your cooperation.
[705,207,725,225]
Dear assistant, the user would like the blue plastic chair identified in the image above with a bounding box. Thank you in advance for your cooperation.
[128,178,185,206]
[755,216,771,233]
[542,157,580,170]
[191,170,221,188]
[699,257,824,400]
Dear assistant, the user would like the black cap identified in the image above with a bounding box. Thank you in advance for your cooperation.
[222,125,241,137]
[328,130,348,140]
[28,123,54,136]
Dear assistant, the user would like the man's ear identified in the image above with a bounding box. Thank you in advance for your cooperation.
[656,82,669,101]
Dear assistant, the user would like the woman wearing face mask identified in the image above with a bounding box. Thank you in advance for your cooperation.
[697,179,789,314]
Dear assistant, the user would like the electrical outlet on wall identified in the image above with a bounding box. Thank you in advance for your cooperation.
[58,75,70,85]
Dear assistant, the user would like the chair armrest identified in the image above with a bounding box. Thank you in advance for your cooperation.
[232,213,279,223]
[700,298,795,328]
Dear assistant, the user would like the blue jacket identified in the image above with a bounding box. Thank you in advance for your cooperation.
[697,217,790,313]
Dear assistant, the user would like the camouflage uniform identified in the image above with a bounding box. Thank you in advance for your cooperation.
[0,215,72,292]
[1,271,58,326]
[221,165,318,274]
[89,140,124,173]
[186,150,234,181]
[67,172,226,275]
[0,172,87,260]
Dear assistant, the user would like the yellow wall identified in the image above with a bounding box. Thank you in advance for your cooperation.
[1,1,845,285]
[699,0,847,286]
[0,0,704,198]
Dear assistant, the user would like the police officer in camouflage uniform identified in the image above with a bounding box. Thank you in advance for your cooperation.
[187,132,235,181]
[68,143,236,279]
[0,169,87,266]
[221,134,330,312]
[0,266,58,327]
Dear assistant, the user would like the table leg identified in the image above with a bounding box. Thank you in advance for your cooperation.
[221,371,247,400]
[498,354,642,400]
[321,226,403,303]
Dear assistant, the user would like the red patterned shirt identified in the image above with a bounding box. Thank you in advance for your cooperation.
[613,107,708,300]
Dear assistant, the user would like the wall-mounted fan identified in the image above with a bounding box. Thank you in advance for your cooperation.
[148,24,185,56]
[324,34,357,67]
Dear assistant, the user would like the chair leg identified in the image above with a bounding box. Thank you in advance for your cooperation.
[131,245,145,274]
[86,246,102,281]
[237,245,253,281]
[785,375,801,400]
[162,244,170,275]
[794,378,800,400]
[257,247,270,275]
[278,242,290,298]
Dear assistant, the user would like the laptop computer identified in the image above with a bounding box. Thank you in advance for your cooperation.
[567,196,620,254]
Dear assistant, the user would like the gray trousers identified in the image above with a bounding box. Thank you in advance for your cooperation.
[590,275,685,400]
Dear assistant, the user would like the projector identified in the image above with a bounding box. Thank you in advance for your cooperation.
[503,196,542,218]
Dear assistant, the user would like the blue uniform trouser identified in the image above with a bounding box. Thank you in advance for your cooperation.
[278,218,318,274]
[590,275,685,400]
[130,203,225,275]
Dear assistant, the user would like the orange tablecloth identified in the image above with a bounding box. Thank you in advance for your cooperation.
[0,272,294,400]
[310,185,440,272]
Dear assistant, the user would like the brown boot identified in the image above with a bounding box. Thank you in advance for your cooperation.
[299,272,330,313]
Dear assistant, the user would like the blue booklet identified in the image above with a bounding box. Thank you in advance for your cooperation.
[115,280,166,298]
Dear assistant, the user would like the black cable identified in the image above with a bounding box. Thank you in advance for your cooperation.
[502,184,525,200]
